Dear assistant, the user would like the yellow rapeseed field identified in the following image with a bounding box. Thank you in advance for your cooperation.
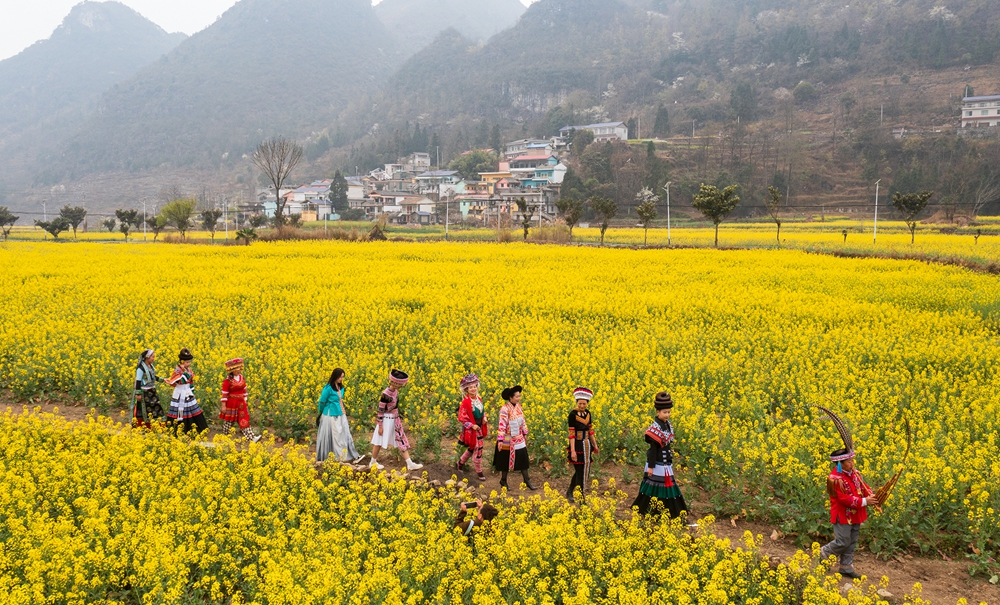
[0,409,924,604]
[0,240,998,583]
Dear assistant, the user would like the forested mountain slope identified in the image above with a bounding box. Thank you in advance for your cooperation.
[375,0,525,57]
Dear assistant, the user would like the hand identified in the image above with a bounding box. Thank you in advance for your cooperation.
[377,423,384,436]
[647,469,654,477]
[571,453,577,462]
[476,498,483,509]
[460,502,467,512]
[867,495,881,507]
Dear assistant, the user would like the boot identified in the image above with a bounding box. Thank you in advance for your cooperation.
[522,471,537,491]
[406,458,424,471]
[500,472,509,489]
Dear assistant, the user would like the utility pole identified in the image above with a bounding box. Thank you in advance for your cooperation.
[142,197,147,241]
[873,179,881,244]
[225,197,230,240]
[663,182,672,246]
[445,193,450,241]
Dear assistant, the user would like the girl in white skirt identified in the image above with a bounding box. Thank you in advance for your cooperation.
[316,368,364,464]
[369,369,423,471]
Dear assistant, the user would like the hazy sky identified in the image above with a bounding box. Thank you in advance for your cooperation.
[1,0,537,61]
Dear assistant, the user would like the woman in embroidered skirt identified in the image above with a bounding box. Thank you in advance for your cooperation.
[566,387,599,502]
[455,374,489,482]
[165,348,209,435]
[132,349,165,427]
[493,385,537,491]
[219,358,261,442]
[316,368,364,464]
[631,392,687,518]
[369,369,424,471]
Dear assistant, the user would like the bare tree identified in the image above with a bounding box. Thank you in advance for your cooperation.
[591,197,618,246]
[971,171,1000,219]
[514,197,536,241]
[635,188,658,245]
[252,137,303,227]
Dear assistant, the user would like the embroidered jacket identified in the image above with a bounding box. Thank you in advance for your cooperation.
[220,375,248,411]
[644,419,675,469]
[497,402,528,449]
[827,468,874,525]
[376,388,399,422]
[457,396,488,447]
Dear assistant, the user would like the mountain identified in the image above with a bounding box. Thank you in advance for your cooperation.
[49,0,401,181]
[375,0,525,56]
[0,1,185,184]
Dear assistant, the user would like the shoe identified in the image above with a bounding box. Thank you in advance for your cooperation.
[250,434,262,443]
[837,569,861,579]
[369,459,384,471]
[455,461,466,472]
[406,459,424,471]
[499,481,508,490]
[353,455,366,464]
[524,480,538,491]
[477,472,487,482]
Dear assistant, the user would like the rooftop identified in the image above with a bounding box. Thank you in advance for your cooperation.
[560,121,626,131]
[963,95,1000,102]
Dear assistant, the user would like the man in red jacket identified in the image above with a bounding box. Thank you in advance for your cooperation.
[819,447,880,579]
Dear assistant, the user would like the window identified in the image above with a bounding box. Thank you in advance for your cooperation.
[967,111,973,116]
[983,110,990,116]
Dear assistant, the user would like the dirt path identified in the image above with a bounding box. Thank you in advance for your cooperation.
[4,397,997,605]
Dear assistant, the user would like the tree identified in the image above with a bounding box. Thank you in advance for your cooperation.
[35,217,70,239]
[329,170,350,214]
[449,149,498,180]
[730,82,758,121]
[891,190,934,243]
[201,209,223,241]
[635,188,658,245]
[653,104,670,137]
[591,197,618,246]
[160,198,197,239]
[555,197,584,242]
[693,184,741,247]
[115,209,139,242]
[514,197,536,241]
[249,214,269,229]
[793,81,816,103]
[102,218,117,233]
[765,186,783,243]
[287,214,302,228]
[59,205,87,239]
[252,136,303,227]
[489,124,502,155]
[0,206,18,241]
[573,129,594,152]
[236,227,258,246]
[150,215,167,241]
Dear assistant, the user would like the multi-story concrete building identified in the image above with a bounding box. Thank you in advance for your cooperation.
[961,95,1000,128]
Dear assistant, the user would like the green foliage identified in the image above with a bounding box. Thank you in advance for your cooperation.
[792,81,816,103]
[249,214,269,229]
[653,104,670,137]
[693,184,741,247]
[489,124,502,155]
[160,198,197,239]
[729,82,758,122]
[578,142,613,184]
[590,196,618,246]
[236,227,258,246]
[635,188,658,246]
[58,205,87,239]
[514,197,535,241]
[115,209,139,242]
[0,206,19,240]
[572,129,594,152]
[200,209,224,241]
[329,171,349,213]
[555,197,584,242]
[102,218,116,233]
[448,149,497,180]
[891,190,934,243]
[35,217,71,239]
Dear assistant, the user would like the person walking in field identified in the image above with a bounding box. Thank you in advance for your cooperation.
[369,369,423,471]
[165,348,209,435]
[631,392,688,518]
[132,349,165,427]
[316,368,364,464]
[493,385,537,491]
[566,387,599,502]
[815,406,882,580]
[218,358,261,442]
[455,374,489,482]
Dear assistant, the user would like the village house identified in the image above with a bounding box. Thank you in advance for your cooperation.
[559,121,629,142]
[961,95,1000,128]
[504,139,554,160]
[415,170,460,197]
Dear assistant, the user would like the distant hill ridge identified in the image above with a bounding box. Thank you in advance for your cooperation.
[375,0,525,56]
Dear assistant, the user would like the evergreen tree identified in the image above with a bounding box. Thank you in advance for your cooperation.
[489,124,502,155]
[329,171,350,213]
[653,105,670,137]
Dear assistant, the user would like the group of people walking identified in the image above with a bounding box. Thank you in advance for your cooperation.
[132,348,260,441]
[129,349,880,578]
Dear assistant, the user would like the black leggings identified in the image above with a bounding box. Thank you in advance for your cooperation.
[567,464,586,498]
[500,470,532,487]
[170,413,208,436]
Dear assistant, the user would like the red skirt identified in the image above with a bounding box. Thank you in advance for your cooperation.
[219,399,250,429]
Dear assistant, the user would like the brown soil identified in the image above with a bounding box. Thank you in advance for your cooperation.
[4,394,997,605]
